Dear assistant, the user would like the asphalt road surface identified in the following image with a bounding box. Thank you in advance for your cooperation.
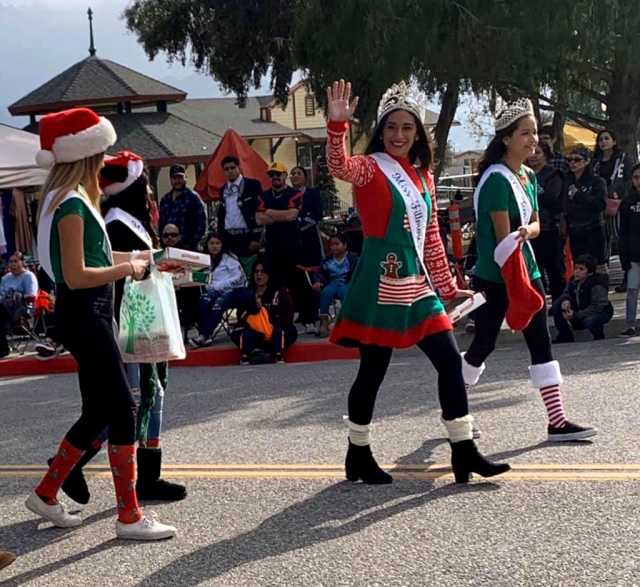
[1,334,639,586]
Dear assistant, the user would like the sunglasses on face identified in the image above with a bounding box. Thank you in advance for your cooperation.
[268,172,284,178]
[163,233,179,238]
[567,157,585,163]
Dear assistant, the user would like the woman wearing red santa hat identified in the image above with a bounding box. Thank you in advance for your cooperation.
[464,99,597,442]
[27,108,176,540]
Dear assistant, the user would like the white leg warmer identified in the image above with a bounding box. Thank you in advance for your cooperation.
[529,361,563,389]
[461,352,486,386]
[443,414,474,443]
[345,418,371,446]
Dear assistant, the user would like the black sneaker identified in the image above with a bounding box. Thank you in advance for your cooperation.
[618,328,637,338]
[274,353,284,364]
[239,356,250,365]
[548,421,598,442]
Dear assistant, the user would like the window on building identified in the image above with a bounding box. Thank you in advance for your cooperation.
[304,94,315,117]
[297,142,327,186]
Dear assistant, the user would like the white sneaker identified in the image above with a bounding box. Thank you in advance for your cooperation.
[304,324,318,335]
[25,491,82,528]
[116,511,176,541]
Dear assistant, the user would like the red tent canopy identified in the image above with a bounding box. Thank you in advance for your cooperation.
[195,128,270,201]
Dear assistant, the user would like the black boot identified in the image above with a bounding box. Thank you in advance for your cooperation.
[48,443,102,505]
[344,441,392,484]
[450,440,511,484]
[135,448,187,501]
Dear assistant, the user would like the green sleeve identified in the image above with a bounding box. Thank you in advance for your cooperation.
[53,198,86,225]
[528,170,539,212]
[478,173,511,214]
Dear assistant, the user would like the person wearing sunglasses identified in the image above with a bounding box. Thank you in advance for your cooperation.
[561,146,608,279]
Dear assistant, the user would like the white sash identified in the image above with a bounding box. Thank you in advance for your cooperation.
[104,208,153,249]
[369,152,430,276]
[473,163,535,254]
[38,189,113,281]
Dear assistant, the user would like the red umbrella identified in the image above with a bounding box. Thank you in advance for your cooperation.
[195,129,271,202]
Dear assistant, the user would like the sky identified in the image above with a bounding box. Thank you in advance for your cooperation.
[0,0,489,151]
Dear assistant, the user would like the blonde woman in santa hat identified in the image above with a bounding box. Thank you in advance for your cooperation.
[325,80,510,484]
[464,99,596,442]
[27,108,176,540]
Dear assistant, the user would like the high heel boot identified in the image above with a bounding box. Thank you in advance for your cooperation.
[344,441,392,484]
[450,440,511,483]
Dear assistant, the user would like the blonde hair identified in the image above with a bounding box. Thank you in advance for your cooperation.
[38,153,105,222]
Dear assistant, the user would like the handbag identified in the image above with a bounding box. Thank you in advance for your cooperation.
[118,264,186,363]
[605,197,621,216]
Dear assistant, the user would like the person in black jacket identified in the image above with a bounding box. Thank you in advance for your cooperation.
[552,254,613,343]
[618,164,640,336]
[562,146,608,277]
[312,233,359,337]
[217,156,263,271]
[290,166,324,268]
[528,142,565,301]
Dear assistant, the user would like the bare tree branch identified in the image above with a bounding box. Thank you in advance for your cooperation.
[562,58,613,85]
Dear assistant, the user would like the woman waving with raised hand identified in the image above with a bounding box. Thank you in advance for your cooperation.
[325,79,510,485]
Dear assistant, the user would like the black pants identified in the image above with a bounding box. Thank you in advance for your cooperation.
[0,305,9,353]
[465,276,553,368]
[175,286,201,331]
[569,227,606,265]
[265,249,319,325]
[55,284,137,448]
[348,330,468,425]
[230,324,298,355]
[532,230,565,301]
[225,231,254,259]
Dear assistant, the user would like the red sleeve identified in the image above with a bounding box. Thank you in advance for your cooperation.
[423,172,457,300]
[289,191,302,210]
[327,120,376,187]
[257,194,266,212]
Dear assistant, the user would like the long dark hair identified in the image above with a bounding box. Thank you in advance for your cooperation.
[249,259,280,293]
[475,116,534,186]
[101,171,159,248]
[202,232,235,271]
[594,128,622,160]
[365,110,434,170]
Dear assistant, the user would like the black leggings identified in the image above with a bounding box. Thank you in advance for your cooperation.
[348,330,468,425]
[55,284,137,448]
[465,276,553,368]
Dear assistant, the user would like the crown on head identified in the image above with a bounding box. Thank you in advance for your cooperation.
[377,81,428,125]
[495,98,535,132]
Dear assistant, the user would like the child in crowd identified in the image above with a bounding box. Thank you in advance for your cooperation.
[312,233,359,338]
[618,164,640,337]
[189,233,246,348]
[552,254,613,343]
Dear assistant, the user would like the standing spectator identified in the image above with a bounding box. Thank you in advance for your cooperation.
[538,125,569,176]
[562,146,608,275]
[313,233,359,337]
[0,252,38,357]
[159,165,206,251]
[217,156,262,275]
[256,162,317,331]
[190,233,246,347]
[528,143,565,302]
[552,254,613,343]
[618,164,640,337]
[290,166,324,269]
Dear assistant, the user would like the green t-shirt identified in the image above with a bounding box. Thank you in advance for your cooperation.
[474,166,541,284]
[50,195,111,284]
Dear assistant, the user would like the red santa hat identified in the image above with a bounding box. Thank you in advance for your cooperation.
[36,108,117,168]
[494,231,545,331]
[99,151,145,196]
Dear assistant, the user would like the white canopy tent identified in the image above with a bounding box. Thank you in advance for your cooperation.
[0,123,48,189]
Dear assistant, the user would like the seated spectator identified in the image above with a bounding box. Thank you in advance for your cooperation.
[552,254,613,343]
[0,252,38,358]
[189,233,247,347]
[312,233,358,338]
[231,260,298,364]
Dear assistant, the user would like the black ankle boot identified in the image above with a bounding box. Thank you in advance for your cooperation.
[136,448,187,501]
[48,443,102,505]
[450,440,510,483]
[344,441,392,484]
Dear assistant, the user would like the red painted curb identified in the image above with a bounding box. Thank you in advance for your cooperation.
[0,342,360,377]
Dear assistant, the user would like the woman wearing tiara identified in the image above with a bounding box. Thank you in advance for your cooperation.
[462,98,597,442]
[325,79,510,484]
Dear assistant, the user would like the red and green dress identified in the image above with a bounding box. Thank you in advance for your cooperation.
[326,120,457,348]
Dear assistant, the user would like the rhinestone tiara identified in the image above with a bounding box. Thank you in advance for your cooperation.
[376,81,428,125]
[495,98,535,132]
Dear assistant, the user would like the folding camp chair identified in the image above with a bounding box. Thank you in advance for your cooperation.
[5,292,49,355]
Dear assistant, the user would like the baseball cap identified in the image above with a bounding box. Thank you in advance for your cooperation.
[170,164,186,177]
[267,162,287,174]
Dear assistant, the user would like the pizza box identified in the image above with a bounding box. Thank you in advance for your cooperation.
[154,247,210,271]
[172,271,212,288]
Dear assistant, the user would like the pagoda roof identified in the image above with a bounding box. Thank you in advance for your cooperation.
[9,56,186,116]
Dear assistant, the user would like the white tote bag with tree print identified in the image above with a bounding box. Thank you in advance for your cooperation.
[118,265,186,363]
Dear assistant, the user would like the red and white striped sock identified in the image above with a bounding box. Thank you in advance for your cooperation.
[539,385,567,428]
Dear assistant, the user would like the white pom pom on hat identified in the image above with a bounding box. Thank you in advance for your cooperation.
[36,107,117,168]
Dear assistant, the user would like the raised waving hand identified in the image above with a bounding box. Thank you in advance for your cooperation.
[326,80,359,122]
